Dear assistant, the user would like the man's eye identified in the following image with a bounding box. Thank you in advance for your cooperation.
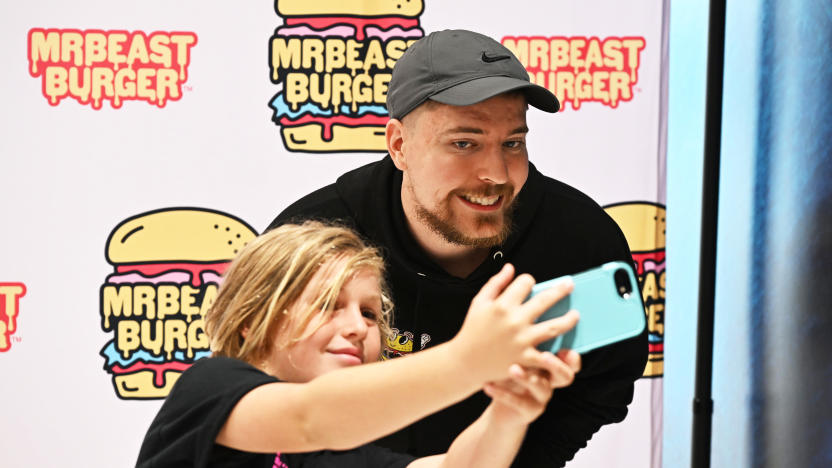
[505,140,524,149]
[453,141,471,149]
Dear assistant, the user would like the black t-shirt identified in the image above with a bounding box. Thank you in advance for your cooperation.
[136,356,416,468]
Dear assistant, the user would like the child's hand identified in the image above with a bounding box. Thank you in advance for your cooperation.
[483,366,552,425]
[544,348,581,389]
[451,264,579,383]
[483,351,581,425]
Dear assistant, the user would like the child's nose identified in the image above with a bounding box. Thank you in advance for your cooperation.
[339,304,369,338]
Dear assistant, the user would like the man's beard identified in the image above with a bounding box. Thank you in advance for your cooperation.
[412,187,516,248]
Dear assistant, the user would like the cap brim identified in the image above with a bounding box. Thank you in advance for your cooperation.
[429,76,560,113]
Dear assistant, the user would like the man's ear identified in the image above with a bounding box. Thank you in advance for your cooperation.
[386,118,407,171]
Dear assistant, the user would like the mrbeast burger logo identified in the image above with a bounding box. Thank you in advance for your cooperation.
[268,0,424,153]
[28,28,197,109]
[0,283,27,352]
[99,208,257,400]
[604,201,666,378]
[502,36,645,111]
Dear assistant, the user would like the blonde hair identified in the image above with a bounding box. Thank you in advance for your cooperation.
[205,221,393,366]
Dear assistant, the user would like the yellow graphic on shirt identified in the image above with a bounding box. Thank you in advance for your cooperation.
[383,328,430,360]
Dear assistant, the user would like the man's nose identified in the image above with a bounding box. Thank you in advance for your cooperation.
[478,145,509,185]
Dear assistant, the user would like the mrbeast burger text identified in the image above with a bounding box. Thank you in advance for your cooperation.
[269,0,424,152]
[0,283,26,352]
[502,36,645,111]
[28,28,197,109]
[99,208,256,400]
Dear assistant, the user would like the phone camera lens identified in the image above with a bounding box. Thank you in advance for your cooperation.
[614,269,633,298]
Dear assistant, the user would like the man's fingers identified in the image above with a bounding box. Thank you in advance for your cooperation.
[474,263,515,302]
[529,310,580,345]
[521,279,574,322]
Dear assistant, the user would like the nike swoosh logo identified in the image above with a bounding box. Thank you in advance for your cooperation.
[481,52,511,63]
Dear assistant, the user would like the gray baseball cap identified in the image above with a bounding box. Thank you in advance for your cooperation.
[386,29,560,120]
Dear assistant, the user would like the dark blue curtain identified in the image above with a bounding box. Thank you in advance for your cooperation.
[751,1,832,466]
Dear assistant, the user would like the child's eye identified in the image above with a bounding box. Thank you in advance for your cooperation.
[361,309,379,320]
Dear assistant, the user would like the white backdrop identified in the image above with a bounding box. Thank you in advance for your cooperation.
[0,1,667,466]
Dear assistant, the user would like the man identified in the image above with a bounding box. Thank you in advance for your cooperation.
[268,29,647,467]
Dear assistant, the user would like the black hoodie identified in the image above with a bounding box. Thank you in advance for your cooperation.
[268,156,648,467]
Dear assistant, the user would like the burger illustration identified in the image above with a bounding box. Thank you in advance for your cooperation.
[383,329,414,360]
[99,208,257,399]
[269,0,424,152]
[604,201,666,377]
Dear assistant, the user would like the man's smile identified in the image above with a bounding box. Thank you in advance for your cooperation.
[458,193,503,211]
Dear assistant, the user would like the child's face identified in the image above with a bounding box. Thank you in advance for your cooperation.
[266,262,383,382]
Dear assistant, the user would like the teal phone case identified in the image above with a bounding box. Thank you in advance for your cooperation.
[531,261,646,354]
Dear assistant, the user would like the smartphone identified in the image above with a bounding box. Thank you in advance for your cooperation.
[530,261,646,354]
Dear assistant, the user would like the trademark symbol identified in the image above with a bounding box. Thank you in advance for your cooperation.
[184,85,194,92]
[636,87,642,93]
[12,336,22,343]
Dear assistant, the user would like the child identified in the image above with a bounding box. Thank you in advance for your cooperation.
[136,221,580,467]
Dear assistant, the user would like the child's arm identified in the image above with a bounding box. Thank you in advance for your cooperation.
[216,264,578,454]
[407,349,582,468]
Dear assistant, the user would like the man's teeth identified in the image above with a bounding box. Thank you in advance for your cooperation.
[462,194,500,206]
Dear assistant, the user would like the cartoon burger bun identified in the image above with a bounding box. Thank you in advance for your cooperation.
[604,202,666,252]
[103,208,257,400]
[107,208,255,263]
[276,0,424,17]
